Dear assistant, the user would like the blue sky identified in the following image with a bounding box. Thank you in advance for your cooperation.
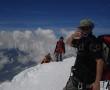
[0,0,110,34]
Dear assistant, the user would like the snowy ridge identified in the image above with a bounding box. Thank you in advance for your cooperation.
[0,57,76,90]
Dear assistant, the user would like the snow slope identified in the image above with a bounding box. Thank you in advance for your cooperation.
[0,57,76,90]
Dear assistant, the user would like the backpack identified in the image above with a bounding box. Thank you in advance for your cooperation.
[98,35,110,80]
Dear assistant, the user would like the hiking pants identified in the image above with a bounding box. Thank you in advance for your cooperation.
[55,53,62,61]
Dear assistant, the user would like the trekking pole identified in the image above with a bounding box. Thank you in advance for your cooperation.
[65,71,73,90]
[65,66,77,90]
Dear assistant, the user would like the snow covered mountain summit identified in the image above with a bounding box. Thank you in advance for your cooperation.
[0,57,76,90]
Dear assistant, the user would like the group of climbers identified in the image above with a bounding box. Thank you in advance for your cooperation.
[41,36,65,64]
[41,18,110,90]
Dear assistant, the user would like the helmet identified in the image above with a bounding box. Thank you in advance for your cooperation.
[79,19,94,29]
[60,36,64,40]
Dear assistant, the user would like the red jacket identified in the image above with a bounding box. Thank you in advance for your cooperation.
[54,40,65,54]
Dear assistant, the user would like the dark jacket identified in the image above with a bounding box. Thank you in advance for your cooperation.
[72,33,103,84]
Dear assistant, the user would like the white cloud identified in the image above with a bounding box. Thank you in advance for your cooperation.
[60,28,75,43]
[0,28,57,65]
[61,28,77,57]
[0,28,77,68]
[0,56,9,71]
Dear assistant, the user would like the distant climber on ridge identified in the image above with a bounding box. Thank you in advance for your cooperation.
[54,36,65,61]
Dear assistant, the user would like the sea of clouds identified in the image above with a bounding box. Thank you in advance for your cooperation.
[0,28,76,71]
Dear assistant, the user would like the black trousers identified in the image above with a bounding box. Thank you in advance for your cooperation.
[55,53,62,61]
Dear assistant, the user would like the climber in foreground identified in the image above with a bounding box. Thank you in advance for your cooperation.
[65,19,104,90]
[54,36,65,61]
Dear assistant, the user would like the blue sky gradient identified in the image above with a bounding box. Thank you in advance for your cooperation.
[0,0,110,34]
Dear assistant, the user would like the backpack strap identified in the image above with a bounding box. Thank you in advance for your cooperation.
[99,35,110,47]
[98,35,110,65]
